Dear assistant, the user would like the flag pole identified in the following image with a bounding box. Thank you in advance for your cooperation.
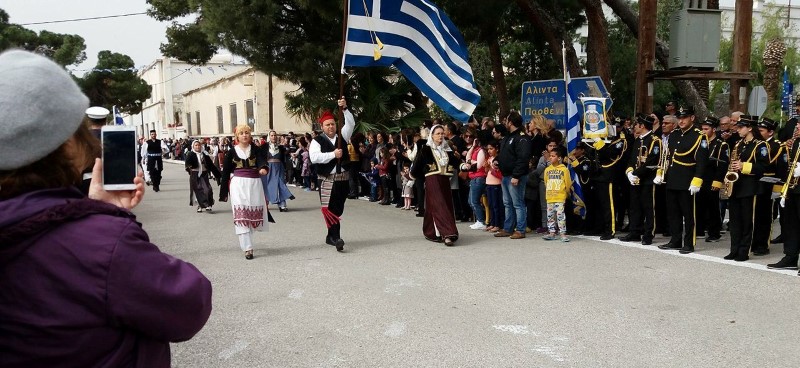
[335,0,350,172]
[562,41,571,154]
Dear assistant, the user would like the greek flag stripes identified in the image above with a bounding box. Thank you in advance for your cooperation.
[565,71,580,153]
[341,0,480,122]
[112,106,124,125]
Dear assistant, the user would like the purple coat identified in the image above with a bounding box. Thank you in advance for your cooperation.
[0,188,212,367]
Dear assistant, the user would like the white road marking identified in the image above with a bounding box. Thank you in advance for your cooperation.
[533,344,566,362]
[384,321,406,337]
[577,235,798,277]
[288,289,304,299]
[384,277,415,295]
[217,340,249,360]
[492,325,537,335]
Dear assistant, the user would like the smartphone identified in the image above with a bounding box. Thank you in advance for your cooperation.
[101,126,138,190]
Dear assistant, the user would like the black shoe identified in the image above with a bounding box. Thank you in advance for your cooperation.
[279,207,288,212]
[444,237,455,246]
[735,254,749,262]
[752,249,770,256]
[244,250,254,260]
[620,225,630,233]
[380,201,390,205]
[599,234,615,240]
[767,256,799,270]
[325,237,345,251]
[415,213,424,217]
[771,235,784,244]
[641,239,653,245]
[347,195,358,199]
[661,232,671,238]
[658,242,681,250]
[395,203,403,208]
[723,253,736,260]
[705,236,721,242]
[679,247,694,254]
[618,234,642,242]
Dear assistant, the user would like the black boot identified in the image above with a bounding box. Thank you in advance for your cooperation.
[767,255,799,270]
[771,234,784,244]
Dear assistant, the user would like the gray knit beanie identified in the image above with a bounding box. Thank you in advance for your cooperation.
[0,49,89,170]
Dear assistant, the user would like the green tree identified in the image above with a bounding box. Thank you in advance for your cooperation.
[0,8,87,66]
[77,51,151,114]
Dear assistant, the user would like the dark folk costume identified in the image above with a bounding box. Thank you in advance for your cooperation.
[145,138,165,192]
[310,109,355,251]
[185,146,221,212]
[411,132,459,245]
[726,135,768,261]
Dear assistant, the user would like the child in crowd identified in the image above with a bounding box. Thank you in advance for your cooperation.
[363,158,381,202]
[483,140,504,233]
[400,162,414,210]
[299,140,312,191]
[542,146,572,242]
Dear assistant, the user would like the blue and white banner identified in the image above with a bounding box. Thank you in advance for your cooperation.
[565,71,580,153]
[341,0,480,122]
[782,66,794,115]
[568,165,586,219]
[579,97,610,140]
[112,106,124,125]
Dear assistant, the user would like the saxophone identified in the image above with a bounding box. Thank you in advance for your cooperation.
[721,141,741,200]
[632,143,648,185]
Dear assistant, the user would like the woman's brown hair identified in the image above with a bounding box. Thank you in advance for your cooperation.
[0,124,100,199]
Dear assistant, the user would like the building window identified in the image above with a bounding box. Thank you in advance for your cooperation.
[245,99,255,131]
[216,106,224,135]
[186,113,192,135]
[230,103,238,133]
[196,111,201,136]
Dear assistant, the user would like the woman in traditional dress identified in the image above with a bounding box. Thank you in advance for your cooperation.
[261,130,295,212]
[185,140,221,213]
[410,124,459,246]
[219,125,273,260]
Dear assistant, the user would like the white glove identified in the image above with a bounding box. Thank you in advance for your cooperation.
[653,175,664,185]
[771,191,781,200]
[793,162,800,178]
[688,185,700,195]
[781,197,786,208]
[627,172,638,185]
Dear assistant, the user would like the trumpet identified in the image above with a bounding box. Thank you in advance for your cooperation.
[781,141,800,200]
[721,141,741,200]
[656,142,670,185]
[632,144,648,185]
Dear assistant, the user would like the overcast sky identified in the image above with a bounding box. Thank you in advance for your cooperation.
[0,0,781,75]
[0,0,181,75]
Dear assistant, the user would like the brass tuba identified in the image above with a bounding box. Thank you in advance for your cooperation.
[656,141,670,184]
[721,141,741,199]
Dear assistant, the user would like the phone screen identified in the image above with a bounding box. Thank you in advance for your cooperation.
[102,130,137,186]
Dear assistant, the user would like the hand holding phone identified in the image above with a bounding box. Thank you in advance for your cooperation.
[101,126,138,190]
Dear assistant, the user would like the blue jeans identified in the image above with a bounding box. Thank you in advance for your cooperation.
[469,177,486,224]
[502,175,528,233]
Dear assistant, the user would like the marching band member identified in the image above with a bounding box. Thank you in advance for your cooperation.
[619,114,661,245]
[751,117,783,255]
[724,116,768,262]
[696,116,728,243]
[768,135,800,272]
[656,106,709,254]
[589,129,627,240]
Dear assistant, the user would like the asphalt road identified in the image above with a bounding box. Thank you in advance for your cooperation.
[135,161,800,367]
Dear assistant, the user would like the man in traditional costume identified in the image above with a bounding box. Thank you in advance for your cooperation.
[310,97,354,252]
[145,129,167,192]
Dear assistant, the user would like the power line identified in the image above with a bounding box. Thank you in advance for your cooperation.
[20,12,148,26]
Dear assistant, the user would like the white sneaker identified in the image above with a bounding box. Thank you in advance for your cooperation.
[470,222,486,230]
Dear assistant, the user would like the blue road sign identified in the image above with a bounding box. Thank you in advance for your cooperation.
[520,77,612,130]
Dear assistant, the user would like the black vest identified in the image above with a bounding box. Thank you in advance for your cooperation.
[314,134,350,174]
[146,139,162,155]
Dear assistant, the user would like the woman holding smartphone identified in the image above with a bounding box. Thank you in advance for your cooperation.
[0,49,211,367]
[219,124,274,260]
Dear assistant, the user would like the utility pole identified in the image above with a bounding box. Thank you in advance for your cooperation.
[635,0,657,115]
[730,0,754,113]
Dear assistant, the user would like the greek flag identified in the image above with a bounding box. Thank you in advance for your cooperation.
[112,105,124,125]
[565,71,580,153]
[782,66,794,115]
[341,0,480,122]
[568,165,586,219]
